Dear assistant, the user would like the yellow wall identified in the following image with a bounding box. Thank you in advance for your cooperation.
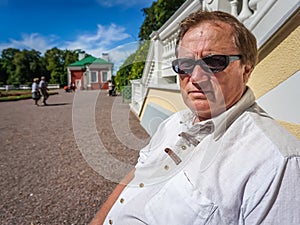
[248,26,300,139]
[249,26,300,98]
[140,88,187,118]
[277,121,300,139]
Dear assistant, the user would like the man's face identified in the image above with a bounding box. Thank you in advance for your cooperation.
[177,21,251,121]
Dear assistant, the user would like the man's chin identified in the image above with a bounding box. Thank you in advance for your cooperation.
[188,103,211,115]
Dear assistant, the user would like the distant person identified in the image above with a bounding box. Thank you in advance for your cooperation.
[70,82,76,92]
[64,85,71,92]
[31,78,40,106]
[108,80,113,96]
[111,81,116,96]
[39,76,49,105]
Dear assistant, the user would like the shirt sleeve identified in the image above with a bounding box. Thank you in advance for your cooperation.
[244,156,300,224]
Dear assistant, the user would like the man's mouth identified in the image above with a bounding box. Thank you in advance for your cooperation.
[188,89,211,94]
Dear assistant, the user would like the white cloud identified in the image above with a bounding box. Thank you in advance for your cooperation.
[106,41,140,72]
[0,33,57,54]
[0,23,139,73]
[0,23,133,56]
[63,23,140,73]
[64,23,132,57]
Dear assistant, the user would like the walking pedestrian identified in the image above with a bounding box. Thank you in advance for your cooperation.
[31,78,40,106]
[108,80,113,96]
[39,76,49,105]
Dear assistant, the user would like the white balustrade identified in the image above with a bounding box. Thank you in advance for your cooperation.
[238,0,253,21]
[228,0,239,16]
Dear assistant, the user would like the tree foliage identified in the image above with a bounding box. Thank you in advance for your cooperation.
[139,0,186,41]
[115,52,136,90]
[115,40,150,91]
[12,49,45,85]
[0,48,20,85]
[128,40,150,81]
[115,0,185,90]
[0,48,80,86]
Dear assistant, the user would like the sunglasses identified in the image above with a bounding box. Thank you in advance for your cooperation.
[172,55,242,74]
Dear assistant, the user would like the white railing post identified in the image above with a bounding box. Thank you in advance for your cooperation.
[228,0,239,16]
[238,0,253,21]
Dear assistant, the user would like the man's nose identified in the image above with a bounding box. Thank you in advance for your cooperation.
[190,64,210,83]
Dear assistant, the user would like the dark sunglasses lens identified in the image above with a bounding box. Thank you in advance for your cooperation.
[172,60,183,74]
[202,55,227,73]
[172,55,232,74]
[173,58,195,74]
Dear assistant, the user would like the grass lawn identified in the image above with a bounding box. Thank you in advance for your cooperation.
[0,90,59,102]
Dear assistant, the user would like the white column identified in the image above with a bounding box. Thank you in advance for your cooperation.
[238,0,253,21]
[228,0,239,17]
[86,67,90,88]
[67,68,71,84]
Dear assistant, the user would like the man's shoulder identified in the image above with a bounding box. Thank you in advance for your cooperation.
[244,110,300,157]
[152,109,191,135]
[163,109,191,124]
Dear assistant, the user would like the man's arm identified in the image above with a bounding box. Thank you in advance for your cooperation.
[244,157,300,224]
[89,169,135,225]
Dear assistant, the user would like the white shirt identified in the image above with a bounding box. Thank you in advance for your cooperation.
[32,82,39,93]
[104,87,300,225]
[39,80,47,89]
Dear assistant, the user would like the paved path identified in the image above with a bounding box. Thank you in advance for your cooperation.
[73,90,150,182]
[0,89,149,224]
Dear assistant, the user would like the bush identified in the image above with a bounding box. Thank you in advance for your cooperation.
[12,82,20,88]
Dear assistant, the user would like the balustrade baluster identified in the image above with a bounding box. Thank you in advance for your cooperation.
[238,0,253,21]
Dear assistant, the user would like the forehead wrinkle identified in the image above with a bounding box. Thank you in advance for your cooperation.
[178,21,237,57]
[208,21,237,49]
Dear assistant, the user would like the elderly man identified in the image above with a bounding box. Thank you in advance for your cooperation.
[91,10,300,225]
[39,76,49,105]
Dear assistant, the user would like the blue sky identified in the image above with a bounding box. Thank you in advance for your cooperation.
[0,0,154,70]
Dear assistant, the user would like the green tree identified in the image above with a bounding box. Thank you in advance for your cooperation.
[62,49,81,85]
[115,52,136,90]
[44,47,65,84]
[11,49,43,86]
[1,48,20,85]
[0,58,7,85]
[129,40,150,81]
[139,0,186,41]
[45,48,82,85]
[117,0,186,88]
[0,48,80,86]
[139,1,158,41]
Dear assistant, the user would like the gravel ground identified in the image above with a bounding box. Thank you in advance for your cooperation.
[0,89,149,225]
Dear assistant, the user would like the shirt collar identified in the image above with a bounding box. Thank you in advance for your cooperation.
[180,87,256,140]
[212,87,256,140]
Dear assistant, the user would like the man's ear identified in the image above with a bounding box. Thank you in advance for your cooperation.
[243,64,253,84]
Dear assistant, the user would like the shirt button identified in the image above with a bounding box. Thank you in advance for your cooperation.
[120,198,125,203]
[139,183,144,188]
[181,145,187,150]
[109,219,113,224]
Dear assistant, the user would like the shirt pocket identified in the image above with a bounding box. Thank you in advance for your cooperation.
[145,171,217,225]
